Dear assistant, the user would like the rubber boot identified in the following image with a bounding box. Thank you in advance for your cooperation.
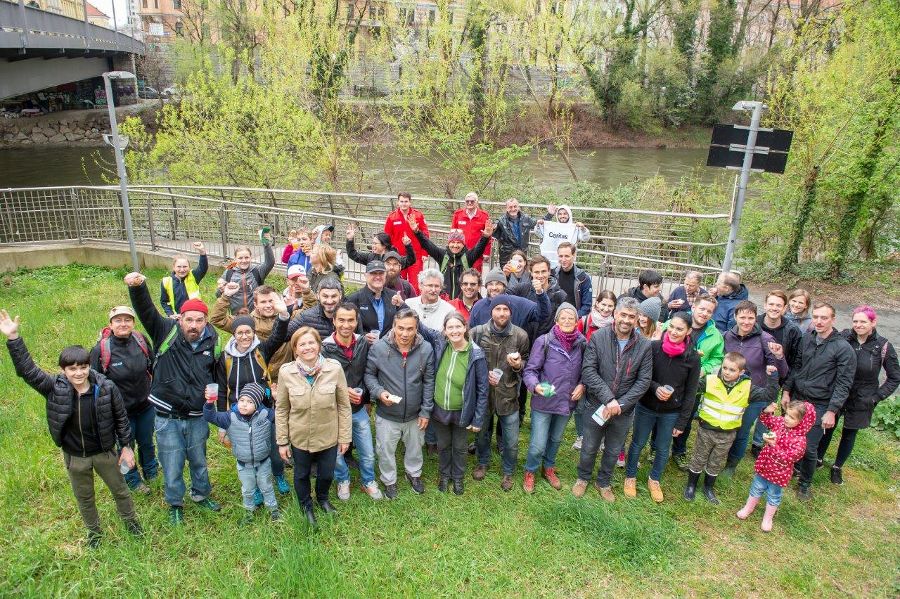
[702,473,720,505]
[683,470,701,501]
[761,503,778,532]
[736,495,761,520]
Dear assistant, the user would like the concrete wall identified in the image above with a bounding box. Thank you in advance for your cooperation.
[0,56,112,100]
[0,242,226,274]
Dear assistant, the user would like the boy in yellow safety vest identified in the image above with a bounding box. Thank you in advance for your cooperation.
[684,351,779,504]
[161,241,208,317]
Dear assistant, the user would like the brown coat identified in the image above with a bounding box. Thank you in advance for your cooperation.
[275,357,351,452]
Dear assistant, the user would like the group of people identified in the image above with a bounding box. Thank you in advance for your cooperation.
[4,192,898,546]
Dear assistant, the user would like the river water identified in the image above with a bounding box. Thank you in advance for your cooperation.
[0,145,716,193]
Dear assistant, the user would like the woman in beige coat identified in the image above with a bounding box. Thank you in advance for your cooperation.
[277,326,351,526]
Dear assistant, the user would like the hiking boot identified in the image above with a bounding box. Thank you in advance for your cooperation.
[253,488,264,507]
[303,505,318,528]
[596,483,615,502]
[195,497,221,512]
[501,475,513,492]
[132,482,152,495]
[383,483,398,500]
[623,477,637,498]
[816,458,824,470]
[318,499,337,515]
[572,479,588,498]
[275,474,290,495]
[672,453,688,472]
[86,530,102,549]
[683,471,700,502]
[168,505,184,526]
[270,509,283,522]
[472,464,487,481]
[124,519,144,537]
[336,480,351,501]
[796,485,812,502]
[438,477,449,493]
[406,472,425,494]
[648,478,664,503]
[702,473,720,505]
[572,435,583,451]
[830,466,843,485]
[239,510,255,526]
[452,479,464,496]
[467,442,477,455]
[362,481,383,500]
[542,467,562,490]
[523,471,536,494]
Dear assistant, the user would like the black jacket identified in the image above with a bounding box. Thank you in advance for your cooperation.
[216,315,289,410]
[492,212,538,265]
[581,326,654,415]
[346,238,416,270]
[785,329,857,412]
[322,333,370,414]
[8,337,131,455]
[841,329,900,429]
[757,314,803,371]
[287,304,335,340]
[414,230,490,300]
[130,283,218,417]
[638,340,701,430]
[90,333,153,415]
[508,278,568,338]
[347,285,405,338]
[626,286,669,323]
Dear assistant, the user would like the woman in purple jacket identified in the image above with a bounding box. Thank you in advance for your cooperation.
[522,303,586,494]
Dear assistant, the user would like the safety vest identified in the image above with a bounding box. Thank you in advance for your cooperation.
[162,272,201,310]
[698,375,751,430]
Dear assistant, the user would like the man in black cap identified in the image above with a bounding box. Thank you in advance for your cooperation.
[384,250,415,300]
[348,260,405,343]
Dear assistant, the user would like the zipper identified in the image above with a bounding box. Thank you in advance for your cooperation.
[249,421,254,464]
[78,391,86,457]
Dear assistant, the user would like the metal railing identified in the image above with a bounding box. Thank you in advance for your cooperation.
[0,185,730,296]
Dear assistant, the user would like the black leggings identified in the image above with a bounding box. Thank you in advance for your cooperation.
[291,445,337,508]
[817,425,859,468]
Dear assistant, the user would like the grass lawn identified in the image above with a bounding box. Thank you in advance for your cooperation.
[1,264,897,598]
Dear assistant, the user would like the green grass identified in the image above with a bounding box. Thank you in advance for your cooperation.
[0,264,898,598]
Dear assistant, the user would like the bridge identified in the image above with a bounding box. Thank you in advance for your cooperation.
[0,0,144,99]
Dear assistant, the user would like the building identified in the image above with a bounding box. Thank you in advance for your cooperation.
[138,0,184,44]
[85,2,111,28]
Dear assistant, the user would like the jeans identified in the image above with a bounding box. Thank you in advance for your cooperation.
[727,401,767,464]
[524,410,570,472]
[374,415,424,485]
[291,445,337,508]
[154,415,212,507]
[424,421,437,446]
[752,419,770,449]
[818,416,858,468]
[576,406,634,487]
[573,399,586,437]
[124,404,158,489]
[799,403,829,488]
[64,450,136,533]
[334,409,377,485]
[625,405,679,481]
[476,412,520,475]
[237,458,277,510]
[433,420,469,480]
[749,473,784,507]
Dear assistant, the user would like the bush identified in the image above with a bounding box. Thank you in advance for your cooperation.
[871,395,900,440]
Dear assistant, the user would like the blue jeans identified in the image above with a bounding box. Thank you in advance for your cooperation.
[727,401,767,464]
[237,458,277,510]
[125,404,158,489]
[573,399,586,437]
[524,410,570,472]
[625,404,679,481]
[154,415,212,507]
[334,409,376,485]
[749,473,784,507]
[476,411,520,475]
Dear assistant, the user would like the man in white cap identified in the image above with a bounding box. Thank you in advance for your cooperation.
[451,192,492,270]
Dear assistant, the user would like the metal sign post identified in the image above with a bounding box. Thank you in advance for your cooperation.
[723,101,764,271]
[103,71,140,272]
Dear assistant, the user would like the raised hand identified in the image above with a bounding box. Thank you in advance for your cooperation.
[0,309,21,339]
[406,213,419,232]
[223,282,241,298]
[272,295,289,317]
[192,241,206,255]
[402,234,412,246]
[346,224,355,240]
[546,203,557,216]
[124,272,145,287]
[482,218,495,237]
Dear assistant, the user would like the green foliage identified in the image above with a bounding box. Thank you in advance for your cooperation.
[872,396,900,440]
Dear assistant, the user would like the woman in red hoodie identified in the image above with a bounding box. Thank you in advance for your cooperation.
[736,400,816,532]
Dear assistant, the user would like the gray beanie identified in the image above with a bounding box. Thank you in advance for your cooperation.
[484,268,507,286]
[639,296,662,322]
[555,302,578,321]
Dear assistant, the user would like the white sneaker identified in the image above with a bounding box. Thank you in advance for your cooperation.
[337,480,351,501]
[572,436,583,451]
[362,481,383,501]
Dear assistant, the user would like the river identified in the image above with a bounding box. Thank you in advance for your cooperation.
[0,145,717,193]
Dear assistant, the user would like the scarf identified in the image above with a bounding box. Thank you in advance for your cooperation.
[590,311,614,329]
[295,354,324,378]
[552,324,579,353]
[490,320,512,337]
[661,331,687,358]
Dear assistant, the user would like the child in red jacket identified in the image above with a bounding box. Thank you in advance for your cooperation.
[736,399,815,531]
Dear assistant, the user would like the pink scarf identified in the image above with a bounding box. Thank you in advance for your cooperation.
[552,324,580,353]
[661,331,687,358]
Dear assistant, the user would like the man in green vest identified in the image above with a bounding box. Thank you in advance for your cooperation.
[161,242,208,317]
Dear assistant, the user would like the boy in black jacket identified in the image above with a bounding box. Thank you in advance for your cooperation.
[1,309,141,548]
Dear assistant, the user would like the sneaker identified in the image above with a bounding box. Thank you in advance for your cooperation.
[270,509,283,522]
[596,483,616,502]
[796,485,812,502]
[672,453,688,472]
[383,483,398,500]
[337,480,351,501]
[362,481,383,500]
[816,458,824,469]
[501,475,513,492]
[124,519,144,537]
[572,435,583,451]
[452,479,464,496]
[572,479,588,498]
[406,472,425,494]
[132,482,151,495]
[523,471,535,494]
[648,478,664,503]
[830,466,843,485]
[616,452,626,468]
[195,497,221,512]
[438,477,449,493]
[623,477,637,498]
[169,505,184,526]
[542,467,562,490]
[253,488,264,507]
[239,510,255,526]
[472,464,487,481]
[275,474,290,495]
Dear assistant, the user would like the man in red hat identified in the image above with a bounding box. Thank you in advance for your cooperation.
[124,271,222,526]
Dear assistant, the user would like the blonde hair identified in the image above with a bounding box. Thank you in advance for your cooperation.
[172,254,189,266]
[290,326,322,353]
[233,245,252,258]
[312,244,337,271]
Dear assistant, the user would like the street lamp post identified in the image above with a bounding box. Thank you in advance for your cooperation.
[102,70,140,272]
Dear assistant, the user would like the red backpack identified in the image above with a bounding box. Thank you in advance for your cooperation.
[98,327,152,378]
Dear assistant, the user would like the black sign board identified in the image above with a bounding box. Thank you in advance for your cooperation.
[706,124,793,174]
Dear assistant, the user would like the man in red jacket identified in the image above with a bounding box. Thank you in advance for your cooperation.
[451,192,491,270]
[384,192,429,294]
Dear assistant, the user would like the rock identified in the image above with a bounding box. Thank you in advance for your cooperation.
[15,132,27,140]
[59,125,70,134]
[49,133,66,143]
[31,126,42,134]
[32,133,47,143]
[69,131,84,140]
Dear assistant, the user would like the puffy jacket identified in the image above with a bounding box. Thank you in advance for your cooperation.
[471,322,531,416]
[129,283,218,417]
[552,265,592,317]
[414,229,490,300]
[492,211,538,265]
[346,238,416,270]
[713,283,749,333]
[508,278,568,338]
[275,358,351,452]
[581,326,653,415]
[217,242,275,313]
[469,293,550,342]
[754,401,817,487]
[785,330,856,412]
[321,333,370,414]
[364,331,435,423]
[8,337,131,453]
[215,315,289,410]
[204,403,273,465]
[638,338,701,431]
[288,304,335,340]
[524,330,586,415]
[347,286,404,338]
[160,254,208,315]
[431,336,489,429]
[840,329,900,429]
[724,323,788,390]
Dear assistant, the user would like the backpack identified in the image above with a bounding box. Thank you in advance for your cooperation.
[155,324,221,366]
[223,349,271,405]
[98,327,151,375]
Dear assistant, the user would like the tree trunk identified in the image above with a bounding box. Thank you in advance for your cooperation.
[779,165,818,273]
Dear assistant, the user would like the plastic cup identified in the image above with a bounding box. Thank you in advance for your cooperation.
[119,461,131,475]
[508,352,520,360]
[352,387,363,395]
[661,385,674,394]
[205,383,219,399]
[491,368,503,380]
